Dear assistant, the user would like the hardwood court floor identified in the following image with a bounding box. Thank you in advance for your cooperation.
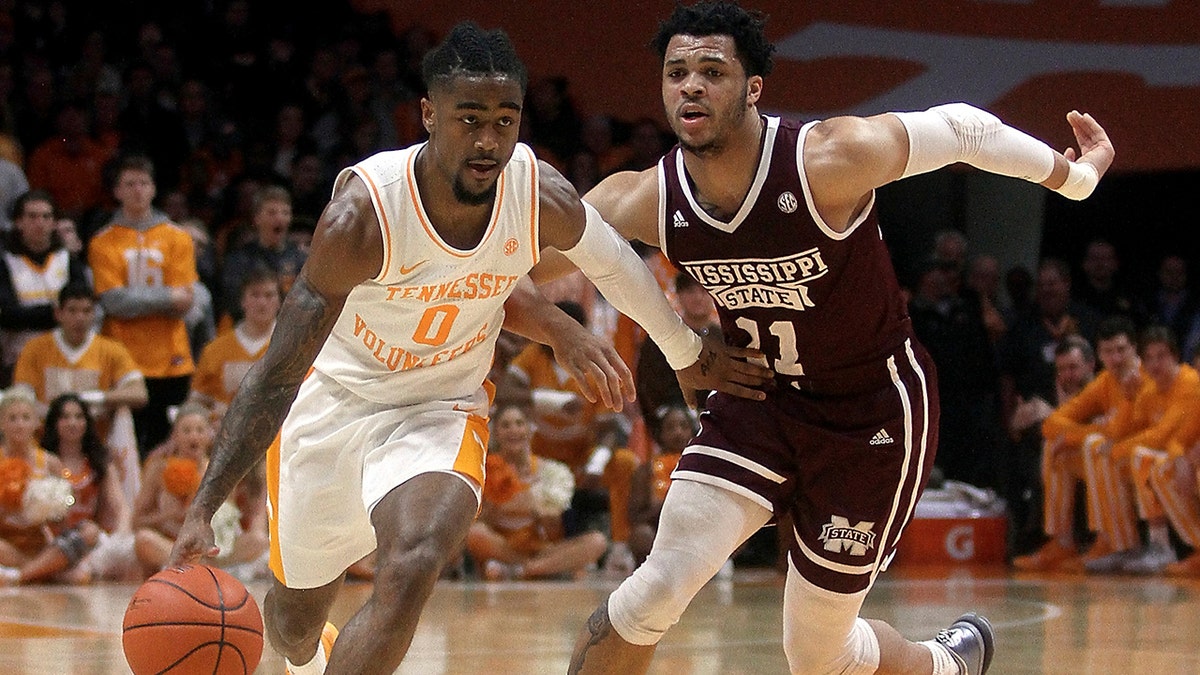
[1,565,1198,674]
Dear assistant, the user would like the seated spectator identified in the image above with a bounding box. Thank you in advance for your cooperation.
[219,185,307,323]
[13,283,149,416]
[1116,327,1199,574]
[466,404,607,581]
[13,282,148,508]
[189,267,280,419]
[0,190,90,384]
[627,404,697,567]
[1154,394,1200,577]
[1014,318,1146,572]
[0,388,69,582]
[1007,334,1095,556]
[132,403,213,577]
[1,394,135,584]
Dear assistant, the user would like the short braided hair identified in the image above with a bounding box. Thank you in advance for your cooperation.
[422,21,528,93]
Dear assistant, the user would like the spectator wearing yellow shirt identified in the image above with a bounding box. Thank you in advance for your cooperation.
[189,267,280,420]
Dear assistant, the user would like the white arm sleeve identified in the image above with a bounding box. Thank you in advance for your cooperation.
[893,103,1098,201]
[559,203,702,370]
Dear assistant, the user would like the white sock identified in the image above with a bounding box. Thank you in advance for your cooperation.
[285,646,327,675]
[920,640,962,675]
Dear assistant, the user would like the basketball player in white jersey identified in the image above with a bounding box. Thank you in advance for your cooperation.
[167,22,771,675]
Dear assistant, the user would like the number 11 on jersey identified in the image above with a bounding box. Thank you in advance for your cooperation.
[735,317,804,376]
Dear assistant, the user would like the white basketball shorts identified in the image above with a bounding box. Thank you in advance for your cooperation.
[266,369,491,589]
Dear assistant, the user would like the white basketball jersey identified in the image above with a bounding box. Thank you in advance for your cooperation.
[312,143,541,405]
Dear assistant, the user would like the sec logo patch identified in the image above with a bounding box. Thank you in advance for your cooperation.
[504,238,519,255]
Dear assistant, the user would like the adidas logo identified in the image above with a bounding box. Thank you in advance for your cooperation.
[673,210,689,228]
[869,429,893,446]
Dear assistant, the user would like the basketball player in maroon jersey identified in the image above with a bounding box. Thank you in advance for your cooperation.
[564,3,1114,674]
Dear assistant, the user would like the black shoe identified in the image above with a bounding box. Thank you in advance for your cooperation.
[935,612,995,674]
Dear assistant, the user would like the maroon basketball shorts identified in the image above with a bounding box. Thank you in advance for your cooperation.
[674,338,939,594]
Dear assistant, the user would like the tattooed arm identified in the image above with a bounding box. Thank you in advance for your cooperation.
[168,176,383,566]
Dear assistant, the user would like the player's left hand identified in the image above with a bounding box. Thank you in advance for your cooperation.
[549,329,635,413]
[675,334,773,407]
[1063,110,1115,179]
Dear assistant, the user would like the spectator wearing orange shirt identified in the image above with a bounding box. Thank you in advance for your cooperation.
[88,157,197,459]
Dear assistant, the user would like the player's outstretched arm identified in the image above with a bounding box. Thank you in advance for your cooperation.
[502,277,635,412]
[806,104,1114,233]
[168,177,383,567]
[538,163,771,402]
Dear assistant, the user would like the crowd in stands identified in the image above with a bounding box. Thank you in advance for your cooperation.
[1,0,1200,590]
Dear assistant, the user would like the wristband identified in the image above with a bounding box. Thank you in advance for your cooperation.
[1054,162,1099,201]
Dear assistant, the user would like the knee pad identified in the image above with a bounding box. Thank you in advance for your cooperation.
[607,542,713,646]
[782,565,879,675]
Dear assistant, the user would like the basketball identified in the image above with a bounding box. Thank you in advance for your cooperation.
[122,564,264,675]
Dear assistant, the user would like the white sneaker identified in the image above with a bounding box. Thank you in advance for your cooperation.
[1121,543,1177,575]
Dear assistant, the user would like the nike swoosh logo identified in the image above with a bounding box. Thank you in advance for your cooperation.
[453,403,471,413]
[400,259,429,275]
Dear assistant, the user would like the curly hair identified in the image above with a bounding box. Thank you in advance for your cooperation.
[421,21,528,93]
[651,1,775,78]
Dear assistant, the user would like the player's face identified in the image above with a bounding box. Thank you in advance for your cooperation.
[1141,341,1178,386]
[661,34,762,156]
[14,198,55,253]
[1054,349,1093,397]
[55,400,88,445]
[1097,334,1137,375]
[241,280,281,326]
[422,75,523,206]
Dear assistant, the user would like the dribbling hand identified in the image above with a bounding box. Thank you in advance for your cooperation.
[166,513,220,569]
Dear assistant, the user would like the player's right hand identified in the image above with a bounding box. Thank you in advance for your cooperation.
[547,324,635,413]
[166,513,220,569]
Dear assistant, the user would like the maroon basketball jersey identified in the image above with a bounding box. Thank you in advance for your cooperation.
[660,116,912,385]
